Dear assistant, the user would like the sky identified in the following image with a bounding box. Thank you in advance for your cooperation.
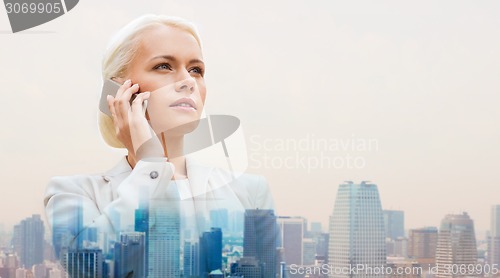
[0,0,499,236]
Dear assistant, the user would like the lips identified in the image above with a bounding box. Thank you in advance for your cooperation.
[169,97,197,110]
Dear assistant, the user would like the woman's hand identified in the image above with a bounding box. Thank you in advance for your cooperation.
[106,79,165,163]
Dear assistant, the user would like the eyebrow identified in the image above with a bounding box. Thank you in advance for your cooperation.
[150,55,204,65]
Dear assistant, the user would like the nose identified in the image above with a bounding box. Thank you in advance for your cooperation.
[175,76,196,94]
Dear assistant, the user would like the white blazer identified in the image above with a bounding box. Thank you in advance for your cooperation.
[44,155,276,238]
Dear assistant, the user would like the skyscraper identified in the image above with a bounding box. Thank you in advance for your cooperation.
[183,240,199,277]
[408,227,438,267]
[147,199,181,277]
[303,238,316,265]
[278,216,304,266]
[134,189,149,234]
[383,210,405,240]
[114,232,146,278]
[488,205,500,267]
[13,214,45,268]
[435,212,477,278]
[230,257,263,278]
[135,187,149,277]
[392,237,408,258]
[62,249,103,278]
[199,227,223,276]
[328,181,386,278]
[51,198,84,258]
[315,233,329,263]
[243,209,279,278]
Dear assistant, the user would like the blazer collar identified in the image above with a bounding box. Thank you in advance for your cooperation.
[102,155,214,190]
[102,156,133,180]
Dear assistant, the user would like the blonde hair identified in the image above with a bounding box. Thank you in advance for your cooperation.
[98,14,202,148]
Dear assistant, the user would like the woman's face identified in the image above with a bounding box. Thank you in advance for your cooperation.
[124,24,206,136]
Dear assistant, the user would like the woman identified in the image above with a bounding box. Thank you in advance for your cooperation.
[44,14,277,277]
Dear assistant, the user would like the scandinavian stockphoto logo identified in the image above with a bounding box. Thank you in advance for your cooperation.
[3,0,79,33]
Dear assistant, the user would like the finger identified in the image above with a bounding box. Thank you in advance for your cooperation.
[120,83,140,106]
[107,95,120,134]
[113,93,126,125]
[113,79,132,123]
[131,92,150,118]
[115,83,140,121]
[129,92,153,154]
[115,85,140,123]
[115,79,132,100]
[106,95,117,119]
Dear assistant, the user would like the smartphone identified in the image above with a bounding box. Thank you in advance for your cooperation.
[99,79,146,116]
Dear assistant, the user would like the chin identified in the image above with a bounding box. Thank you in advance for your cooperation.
[156,113,202,137]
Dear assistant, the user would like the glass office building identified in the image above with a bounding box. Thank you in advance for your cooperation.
[328,181,386,278]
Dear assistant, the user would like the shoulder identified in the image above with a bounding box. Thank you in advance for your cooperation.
[44,173,107,205]
[46,173,104,189]
[44,157,131,206]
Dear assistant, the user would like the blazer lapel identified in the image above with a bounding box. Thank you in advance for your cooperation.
[102,155,215,199]
[102,156,133,200]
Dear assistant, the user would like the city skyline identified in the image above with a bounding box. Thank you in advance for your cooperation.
[3,204,499,239]
[2,198,500,277]
[1,193,499,240]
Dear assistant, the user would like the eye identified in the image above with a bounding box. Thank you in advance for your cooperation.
[153,63,172,71]
[189,66,204,76]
